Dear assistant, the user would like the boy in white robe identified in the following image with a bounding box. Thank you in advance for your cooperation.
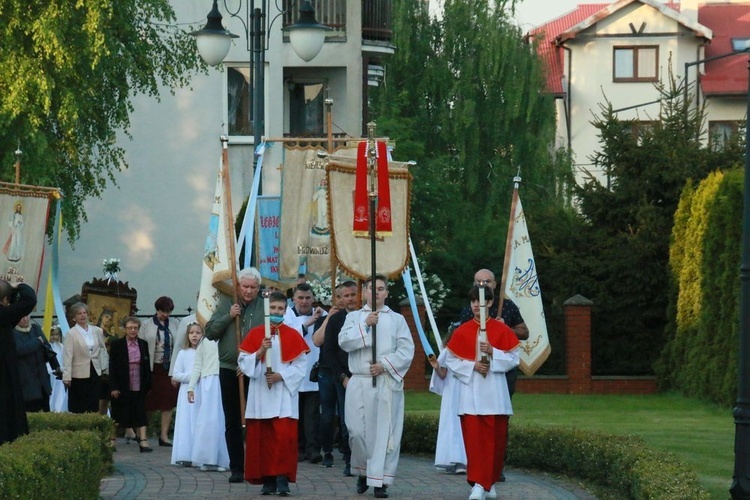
[339,275,414,499]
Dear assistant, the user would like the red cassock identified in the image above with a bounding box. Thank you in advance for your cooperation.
[446,318,519,490]
[240,323,309,484]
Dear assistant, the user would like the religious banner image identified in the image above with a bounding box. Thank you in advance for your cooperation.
[326,146,412,280]
[278,146,331,280]
[0,185,54,292]
[503,192,551,376]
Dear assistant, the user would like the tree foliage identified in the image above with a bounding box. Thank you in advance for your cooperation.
[0,1,204,240]
[370,0,573,336]
[571,77,743,374]
[657,169,742,405]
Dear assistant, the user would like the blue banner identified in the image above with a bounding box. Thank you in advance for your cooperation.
[256,196,281,282]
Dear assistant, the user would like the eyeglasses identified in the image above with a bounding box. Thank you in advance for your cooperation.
[125,325,139,331]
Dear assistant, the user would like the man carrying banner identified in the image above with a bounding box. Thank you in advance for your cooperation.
[339,275,414,499]
[205,267,264,483]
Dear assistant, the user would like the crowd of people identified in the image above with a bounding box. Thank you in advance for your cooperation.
[0,265,525,500]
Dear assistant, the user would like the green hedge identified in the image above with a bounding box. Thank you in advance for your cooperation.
[28,412,115,475]
[402,413,709,499]
[0,430,102,499]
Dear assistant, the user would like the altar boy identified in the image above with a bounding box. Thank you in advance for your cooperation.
[238,291,309,496]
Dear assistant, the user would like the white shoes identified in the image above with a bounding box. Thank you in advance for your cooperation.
[454,463,467,474]
[199,465,227,472]
[486,484,497,499]
[469,484,485,500]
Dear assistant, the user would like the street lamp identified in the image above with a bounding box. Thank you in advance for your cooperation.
[191,0,330,166]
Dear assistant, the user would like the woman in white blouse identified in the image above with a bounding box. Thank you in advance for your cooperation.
[62,302,108,413]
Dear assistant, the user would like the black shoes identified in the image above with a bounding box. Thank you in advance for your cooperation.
[374,486,389,498]
[228,471,244,483]
[158,438,173,447]
[260,476,277,495]
[276,475,290,497]
[321,453,333,467]
[356,475,369,494]
[139,439,153,453]
[309,453,323,464]
[343,463,352,477]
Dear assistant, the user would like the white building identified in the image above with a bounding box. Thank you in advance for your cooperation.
[48,1,394,315]
[526,0,750,185]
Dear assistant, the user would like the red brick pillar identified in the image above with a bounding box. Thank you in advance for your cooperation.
[400,302,428,390]
[564,294,593,394]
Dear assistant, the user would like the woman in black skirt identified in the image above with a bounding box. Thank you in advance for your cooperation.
[109,316,153,452]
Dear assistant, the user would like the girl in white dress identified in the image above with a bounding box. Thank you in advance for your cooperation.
[48,326,68,413]
[188,326,230,472]
[170,323,201,466]
[429,348,467,474]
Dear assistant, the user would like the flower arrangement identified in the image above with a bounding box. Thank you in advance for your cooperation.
[309,276,333,306]
[102,258,121,284]
[410,270,449,312]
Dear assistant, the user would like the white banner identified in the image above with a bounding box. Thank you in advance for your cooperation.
[504,190,550,375]
[196,159,235,326]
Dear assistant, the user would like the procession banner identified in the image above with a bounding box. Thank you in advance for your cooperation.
[0,182,57,292]
[278,146,331,280]
[326,146,411,280]
[256,196,280,283]
[196,157,235,326]
[501,185,550,375]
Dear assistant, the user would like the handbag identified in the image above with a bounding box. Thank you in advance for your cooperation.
[309,361,320,382]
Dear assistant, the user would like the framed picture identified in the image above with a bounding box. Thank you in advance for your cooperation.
[80,278,137,338]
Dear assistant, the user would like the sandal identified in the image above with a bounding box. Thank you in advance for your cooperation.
[139,439,153,453]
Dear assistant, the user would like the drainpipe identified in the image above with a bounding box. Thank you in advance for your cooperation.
[563,45,573,152]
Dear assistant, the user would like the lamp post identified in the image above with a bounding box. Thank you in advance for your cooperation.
[191,0,330,169]
[731,55,750,500]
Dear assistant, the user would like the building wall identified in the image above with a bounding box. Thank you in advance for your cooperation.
[46,1,366,315]
[560,1,746,186]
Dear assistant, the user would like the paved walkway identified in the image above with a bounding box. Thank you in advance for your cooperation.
[100,437,597,499]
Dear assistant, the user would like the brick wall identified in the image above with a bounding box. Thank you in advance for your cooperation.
[400,303,429,390]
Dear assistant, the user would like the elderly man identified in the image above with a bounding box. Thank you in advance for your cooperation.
[458,269,528,397]
[283,282,326,463]
[205,267,265,483]
[339,275,414,499]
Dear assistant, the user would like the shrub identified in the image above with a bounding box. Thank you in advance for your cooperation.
[28,412,114,474]
[0,430,101,499]
[401,413,710,499]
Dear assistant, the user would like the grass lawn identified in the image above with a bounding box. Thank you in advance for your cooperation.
[404,390,734,499]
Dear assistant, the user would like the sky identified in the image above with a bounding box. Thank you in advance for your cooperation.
[427,0,600,31]
[514,0,588,30]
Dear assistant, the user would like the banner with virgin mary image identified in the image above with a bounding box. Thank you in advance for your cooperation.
[0,182,57,292]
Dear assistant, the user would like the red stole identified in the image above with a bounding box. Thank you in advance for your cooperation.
[239,324,309,363]
[352,140,392,236]
[446,318,520,361]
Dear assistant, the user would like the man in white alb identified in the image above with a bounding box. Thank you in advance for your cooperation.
[339,275,414,499]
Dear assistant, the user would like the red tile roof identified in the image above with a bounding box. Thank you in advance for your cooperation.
[526,1,747,96]
[699,4,750,96]
[526,4,608,95]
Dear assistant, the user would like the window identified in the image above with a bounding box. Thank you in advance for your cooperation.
[289,82,325,137]
[731,38,750,52]
[708,121,740,150]
[227,67,251,137]
[613,46,658,82]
